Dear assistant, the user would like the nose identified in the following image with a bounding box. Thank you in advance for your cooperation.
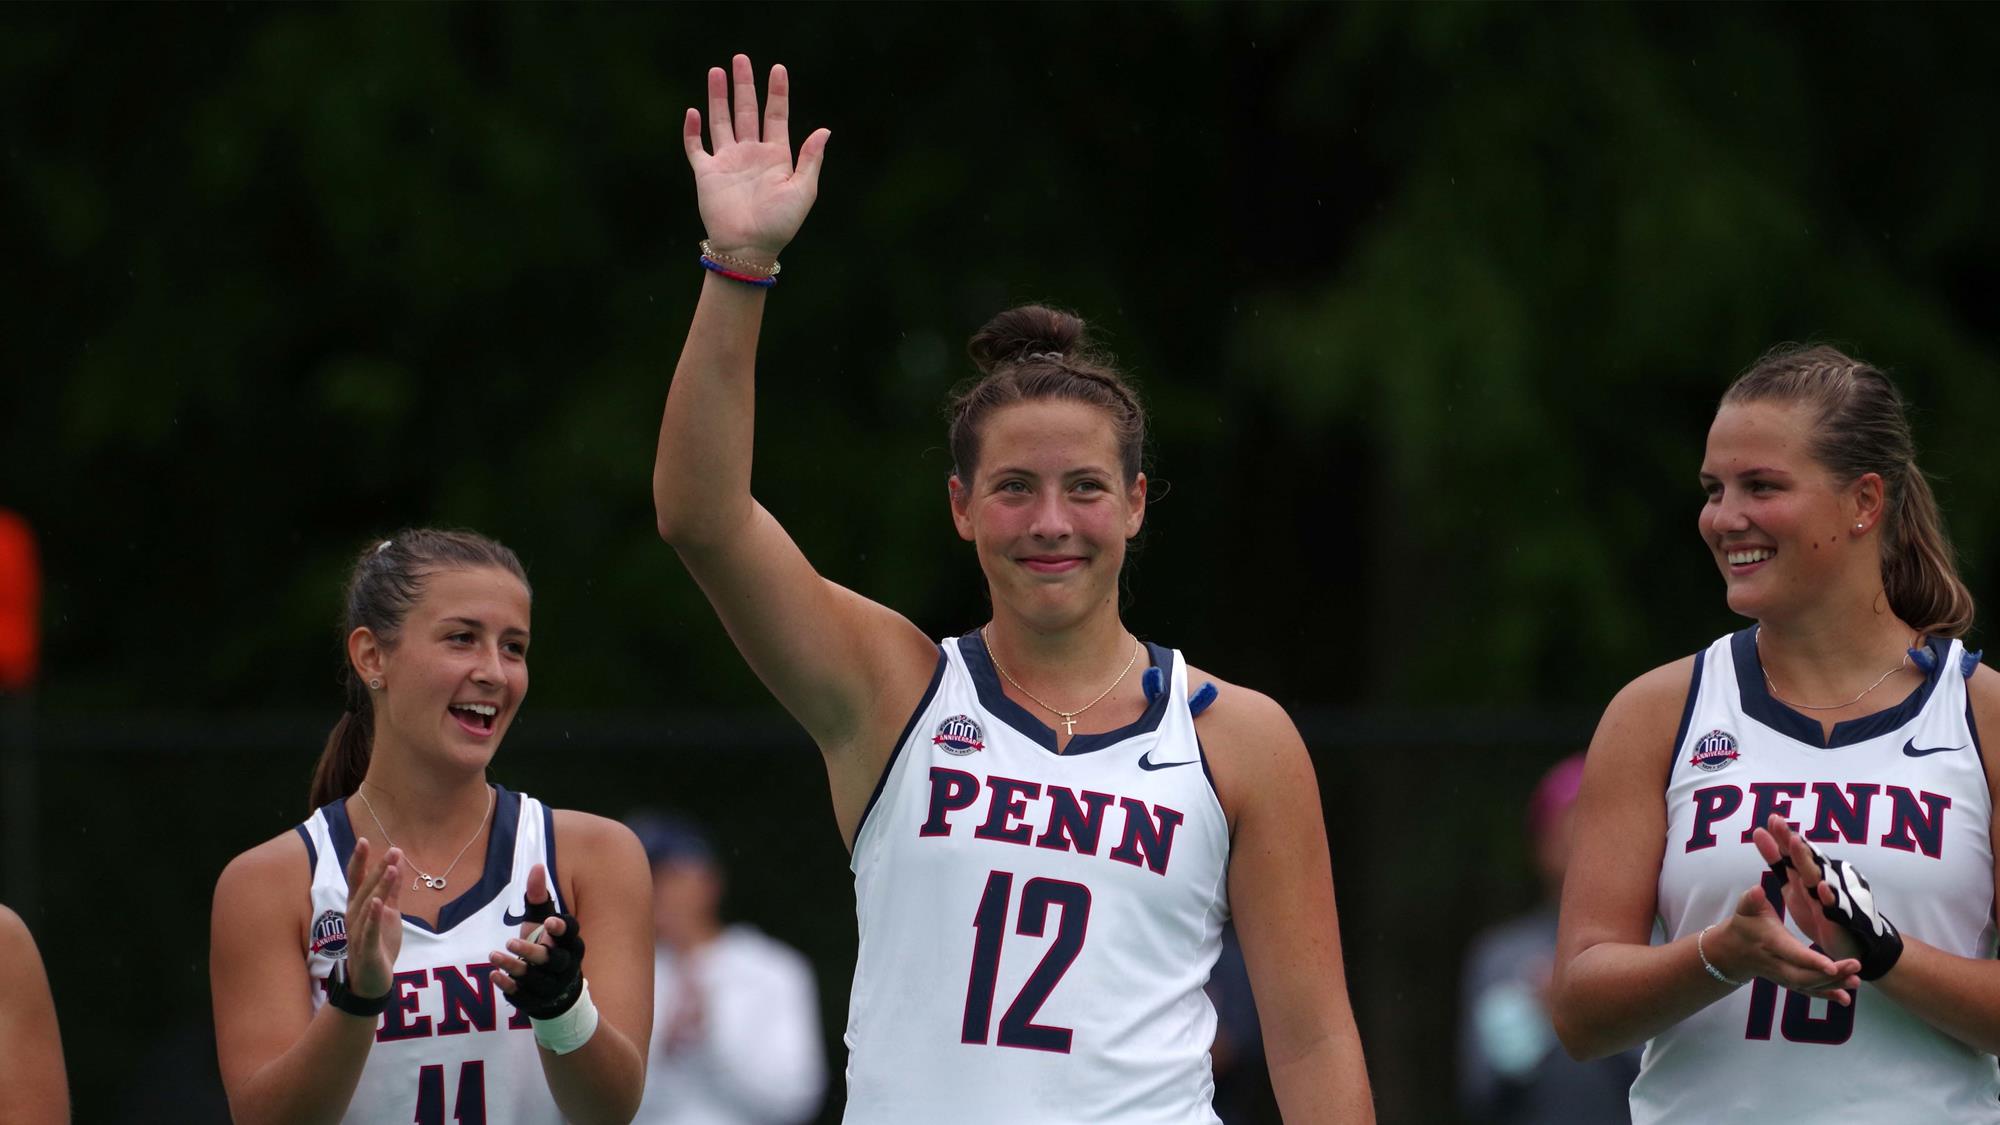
[471,641,505,687]
[1027,489,1072,542]
[1710,487,1752,535]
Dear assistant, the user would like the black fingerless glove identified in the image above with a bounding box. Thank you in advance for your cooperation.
[502,899,588,1019]
[1772,842,1904,980]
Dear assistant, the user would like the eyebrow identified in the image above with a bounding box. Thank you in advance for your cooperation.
[1699,466,1793,481]
[443,616,529,638]
[989,464,1116,479]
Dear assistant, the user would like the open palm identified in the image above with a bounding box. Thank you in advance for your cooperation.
[683,55,830,259]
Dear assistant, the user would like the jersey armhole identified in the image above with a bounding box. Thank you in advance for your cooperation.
[293,823,318,879]
[852,648,948,846]
[542,800,565,915]
[1665,650,1707,786]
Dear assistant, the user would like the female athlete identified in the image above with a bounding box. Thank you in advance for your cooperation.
[654,55,1372,1123]
[210,530,653,1124]
[1553,347,2000,1122]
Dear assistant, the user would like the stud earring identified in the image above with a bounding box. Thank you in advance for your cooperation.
[1856,523,1865,530]
[369,678,383,690]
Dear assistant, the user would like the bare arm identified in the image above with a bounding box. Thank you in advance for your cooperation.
[1764,664,2000,1054]
[1201,678,1373,1122]
[494,813,653,1124]
[0,905,68,1125]
[655,56,935,823]
[211,835,407,1125]
[1550,659,1860,1059]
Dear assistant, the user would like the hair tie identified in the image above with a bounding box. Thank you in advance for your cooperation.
[1023,350,1066,364]
[376,539,393,554]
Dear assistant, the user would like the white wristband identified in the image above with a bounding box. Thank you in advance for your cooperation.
[531,978,600,1055]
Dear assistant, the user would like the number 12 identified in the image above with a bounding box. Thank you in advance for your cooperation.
[962,870,1092,1052]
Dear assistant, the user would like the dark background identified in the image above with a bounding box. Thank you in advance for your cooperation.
[7,4,2000,1122]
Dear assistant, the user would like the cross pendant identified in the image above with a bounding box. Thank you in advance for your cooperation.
[1059,713,1077,737]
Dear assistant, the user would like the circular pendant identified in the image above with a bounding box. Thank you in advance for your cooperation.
[427,874,447,890]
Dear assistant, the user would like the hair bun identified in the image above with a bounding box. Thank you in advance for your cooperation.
[967,305,1089,374]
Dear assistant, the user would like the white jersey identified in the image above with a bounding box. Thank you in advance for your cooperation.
[1633,630,2000,1124]
[299,784,566,1125]
[635,926,826,1125]
[845,632,1231,1125]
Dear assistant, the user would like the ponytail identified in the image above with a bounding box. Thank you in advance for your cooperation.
[310,708,373,812]
[1884,462,1975,638]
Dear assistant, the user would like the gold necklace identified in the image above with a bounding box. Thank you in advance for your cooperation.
[982,627,1142,738]
[355,784,494,892]
[1756,628,1916,712]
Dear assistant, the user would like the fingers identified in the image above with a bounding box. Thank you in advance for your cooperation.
[731,54,759,147]
[490,969,519,996]
[796,128,831,190]
[1787,832,1822,891]
[344,836,371,889]
[527,863,550,907]
[764,63,790,151]
[1751,826,1783,866]
[707,66,734,149]
[683,108,706,165]
[347,844,400,915]
[380,858,404,915]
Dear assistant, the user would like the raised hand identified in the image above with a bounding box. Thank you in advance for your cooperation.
[683,54,831,261]
[341,837,405,999]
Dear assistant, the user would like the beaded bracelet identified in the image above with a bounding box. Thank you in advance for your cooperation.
[699,240,780,280]
[699,256,779,288]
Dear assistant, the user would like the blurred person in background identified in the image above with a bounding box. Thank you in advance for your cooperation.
[0,903,67,1124]
[654,54,1371,1123]
[1555,348,2000,1123]
[210,530,653,1124]
[628,813,824,1125]
[1459,755,1638,1123]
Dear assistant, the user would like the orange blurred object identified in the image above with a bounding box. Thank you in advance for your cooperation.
[0,510,40,692]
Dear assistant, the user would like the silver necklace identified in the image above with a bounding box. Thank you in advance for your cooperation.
[1756,628,1915,712]
[355,784,494,892]
[982,627,1142,738]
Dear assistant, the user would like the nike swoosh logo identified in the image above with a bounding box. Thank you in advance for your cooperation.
[1902,740,1965,758]
[502,908,530,926]
[1137,749,1197,771]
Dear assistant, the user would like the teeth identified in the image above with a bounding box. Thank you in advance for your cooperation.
[452,703,498,716]
[1727,549,1775,566]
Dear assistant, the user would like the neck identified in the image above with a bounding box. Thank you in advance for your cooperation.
[665,920,724,955]
[984,608,1135,702]
[356,747,493,861]
[1755,598,1920,701]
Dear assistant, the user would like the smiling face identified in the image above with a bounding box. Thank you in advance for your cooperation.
[352,565,532,775]
[949,399,1146,631]
[1699,400,1881,622]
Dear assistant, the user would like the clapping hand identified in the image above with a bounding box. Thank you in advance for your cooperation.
[341,838,405,999]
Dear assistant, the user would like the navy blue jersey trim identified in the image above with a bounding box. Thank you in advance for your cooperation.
[1666,649,1707,784]
[1732,628,1950,749]
[294,823,318,878]
[959,630,1171,755]
[854,648,948,845]
[1194,732,1223,811]
[421,784,519,934]
[541,800,564,915]
[325,794,358,878]
[327,784,519,935]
